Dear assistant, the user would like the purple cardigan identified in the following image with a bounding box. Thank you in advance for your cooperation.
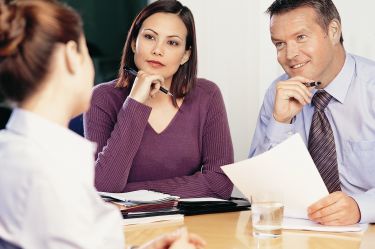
[84,78,234,198]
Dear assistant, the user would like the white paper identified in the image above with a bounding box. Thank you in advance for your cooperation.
[123,214,184,226]
[283,217,368,232]
[98,190,179,203]
[222,134,328,219]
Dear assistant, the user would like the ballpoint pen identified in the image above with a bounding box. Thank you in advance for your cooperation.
[303,81,321,87]
[124,66,174,97]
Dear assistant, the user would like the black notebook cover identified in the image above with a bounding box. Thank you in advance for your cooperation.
[122,198,251,219]
[178,198,251,216]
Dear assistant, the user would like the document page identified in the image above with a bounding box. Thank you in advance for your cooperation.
[222,134,328,219]
[282,217,367,232]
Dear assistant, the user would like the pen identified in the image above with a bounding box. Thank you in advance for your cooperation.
[303,81,321,87]
[124,66,174,97]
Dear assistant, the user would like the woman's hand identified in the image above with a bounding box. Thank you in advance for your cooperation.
[128,70,165,104]
[137,227,206,249]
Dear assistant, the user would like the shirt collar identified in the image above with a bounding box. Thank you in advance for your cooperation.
[324,53,355,104]
[6,108,96,158]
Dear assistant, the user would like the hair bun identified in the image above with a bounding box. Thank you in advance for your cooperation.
[0,0,26,57]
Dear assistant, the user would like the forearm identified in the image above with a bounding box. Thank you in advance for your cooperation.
[249,113,295,157]
[124,170,233,199]
[86,98,151,192]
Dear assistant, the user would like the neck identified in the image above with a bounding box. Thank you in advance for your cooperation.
[19,85,72,128]
[319,45,346,89]
[163,77,172,89]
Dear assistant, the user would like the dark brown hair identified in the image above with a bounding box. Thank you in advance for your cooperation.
[266,0,343,44]
[0,0,83,102]
[117,0,197,106]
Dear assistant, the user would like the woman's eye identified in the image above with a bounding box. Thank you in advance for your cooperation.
[144,34,154,40]
[168,40,179,46]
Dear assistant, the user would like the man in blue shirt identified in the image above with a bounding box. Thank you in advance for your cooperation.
[249,0,375,225]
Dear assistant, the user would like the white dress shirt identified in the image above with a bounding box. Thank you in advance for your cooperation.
[0,109,125,249]
[249,53,375,223]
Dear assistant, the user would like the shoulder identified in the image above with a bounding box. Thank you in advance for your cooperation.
[0,134,47,229]
[193,78,222,98]
[88,80,130,118]
[182,78,225,116]
[0,131,86,196]
[195,78,220,92]
[186,78,228,115]
[0,131,48,176]
[351,54,375,86]
[91,80,129,105]
[351,53,375,68]
[0,131,50,203]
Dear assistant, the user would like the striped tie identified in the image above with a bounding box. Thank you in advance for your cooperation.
[308,90,341,193]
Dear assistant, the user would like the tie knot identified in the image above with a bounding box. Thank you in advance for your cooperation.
[312,90,332,111]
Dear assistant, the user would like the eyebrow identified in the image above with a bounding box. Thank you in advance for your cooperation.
[143,28,183,41]
[271,28,311,42]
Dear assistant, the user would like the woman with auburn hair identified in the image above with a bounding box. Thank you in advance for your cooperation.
[0,0,204,248]
[84,0,234,199]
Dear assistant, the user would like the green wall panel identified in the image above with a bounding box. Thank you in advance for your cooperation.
[0,1,147,103]
[63,0,147,84]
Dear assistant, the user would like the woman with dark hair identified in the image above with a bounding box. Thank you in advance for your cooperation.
[84,0,234,199]
[0,0,204,248]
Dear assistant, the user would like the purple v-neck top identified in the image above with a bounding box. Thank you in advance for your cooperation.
[84,78,234,198]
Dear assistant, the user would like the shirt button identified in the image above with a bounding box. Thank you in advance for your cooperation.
[287,131,293,136]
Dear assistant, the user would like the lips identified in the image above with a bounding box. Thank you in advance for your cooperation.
[290,61,309,69]
[147,60,165,68]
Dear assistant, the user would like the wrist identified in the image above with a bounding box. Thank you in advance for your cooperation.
[273,112,292,124]
[129,94,146,104]
[349,196,361,223]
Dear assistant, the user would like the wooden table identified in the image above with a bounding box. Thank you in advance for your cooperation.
[124,211,375,249]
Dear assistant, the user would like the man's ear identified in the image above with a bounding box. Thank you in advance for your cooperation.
[64,40,80,75]
[180,48,191,66]
[328,19,342,45]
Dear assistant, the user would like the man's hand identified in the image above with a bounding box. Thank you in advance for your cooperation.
[308,191,361,225]
[273,76,314,123]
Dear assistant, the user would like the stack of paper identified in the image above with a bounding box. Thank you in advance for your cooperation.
[99,190,179,214]
[123,214,184,226]
[99,190,179,204]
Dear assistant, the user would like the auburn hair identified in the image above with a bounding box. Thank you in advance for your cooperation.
[0,0,83,102]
